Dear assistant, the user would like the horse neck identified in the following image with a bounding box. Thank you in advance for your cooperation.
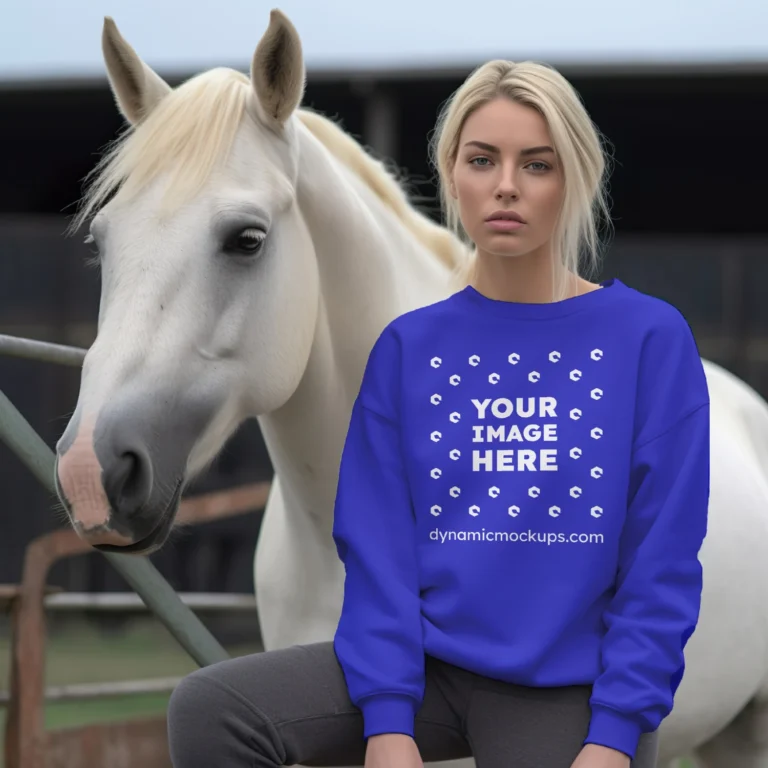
[257,123,455,535]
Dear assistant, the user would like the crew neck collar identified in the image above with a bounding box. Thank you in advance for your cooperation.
[452,278,625,320]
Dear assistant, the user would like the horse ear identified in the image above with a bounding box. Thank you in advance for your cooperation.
[251,9,305,127]
[101,17,171,124]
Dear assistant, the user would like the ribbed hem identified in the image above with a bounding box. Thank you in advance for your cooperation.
[585,705,643,759]
[359,693,418,739]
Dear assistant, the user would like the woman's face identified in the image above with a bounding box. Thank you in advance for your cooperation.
[451,97,565,260]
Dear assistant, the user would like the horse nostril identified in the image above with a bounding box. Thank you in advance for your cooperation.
[119,450,140,492]
[103,448,153,518]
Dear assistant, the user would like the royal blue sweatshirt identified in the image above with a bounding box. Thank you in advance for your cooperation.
[331,278,710,759]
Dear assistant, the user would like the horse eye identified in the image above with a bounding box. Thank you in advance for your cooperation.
[227,228,266,256]
[83,232,101,267]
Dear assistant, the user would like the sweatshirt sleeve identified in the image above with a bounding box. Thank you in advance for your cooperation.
[585,312,711,758]
[331,325,424,739]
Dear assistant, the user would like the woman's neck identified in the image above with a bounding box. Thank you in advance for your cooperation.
[470,247,599,305]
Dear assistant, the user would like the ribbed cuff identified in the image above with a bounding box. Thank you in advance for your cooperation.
[359,693,418,739]
[585,704,643,759]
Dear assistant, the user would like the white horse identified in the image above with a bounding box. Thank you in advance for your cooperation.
[55,10,768,768]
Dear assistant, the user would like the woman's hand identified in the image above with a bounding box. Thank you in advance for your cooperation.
[570,743,631,768]
[364,733,424,768]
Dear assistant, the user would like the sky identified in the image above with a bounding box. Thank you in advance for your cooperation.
[1,0,766,83]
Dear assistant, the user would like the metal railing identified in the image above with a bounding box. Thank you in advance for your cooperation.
[0,334,86,367]
[0,381,231,668]
[0,590,259,707]
[0,332,267,768]
[0,480,269,768]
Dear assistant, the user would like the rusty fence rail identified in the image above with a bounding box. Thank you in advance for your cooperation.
[0,483,268,768]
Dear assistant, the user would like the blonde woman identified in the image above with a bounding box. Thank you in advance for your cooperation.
[167,59,709,768]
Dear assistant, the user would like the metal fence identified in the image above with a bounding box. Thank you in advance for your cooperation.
[0,333,263,768]
[0,334,230,668]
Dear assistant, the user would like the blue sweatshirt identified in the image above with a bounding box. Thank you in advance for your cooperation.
[331,278,710,759]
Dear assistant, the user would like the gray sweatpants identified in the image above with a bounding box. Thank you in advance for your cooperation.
[166,641,659,767]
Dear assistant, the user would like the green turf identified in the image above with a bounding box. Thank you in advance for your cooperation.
[43,692,171,729]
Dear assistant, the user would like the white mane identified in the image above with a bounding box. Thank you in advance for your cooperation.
[72,66,465,272]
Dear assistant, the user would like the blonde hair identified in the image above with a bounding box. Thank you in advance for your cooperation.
[429,59,613,301]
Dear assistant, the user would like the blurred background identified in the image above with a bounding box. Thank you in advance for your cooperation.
[0,0,766,761]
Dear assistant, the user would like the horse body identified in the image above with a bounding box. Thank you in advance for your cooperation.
[54,10,768,767]
[664,361,768,768]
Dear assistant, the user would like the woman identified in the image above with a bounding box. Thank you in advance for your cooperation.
[167,59,709,768]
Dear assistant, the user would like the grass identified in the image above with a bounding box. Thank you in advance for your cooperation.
[42,692,172,730]
[0,616,262,766]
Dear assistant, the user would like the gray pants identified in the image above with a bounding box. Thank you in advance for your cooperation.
[166,641,659,767]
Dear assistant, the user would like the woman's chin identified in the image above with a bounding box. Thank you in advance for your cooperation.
[483,242,530,259]
[472,233,548,261]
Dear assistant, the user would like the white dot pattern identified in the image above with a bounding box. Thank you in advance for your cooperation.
[426,346,606,520]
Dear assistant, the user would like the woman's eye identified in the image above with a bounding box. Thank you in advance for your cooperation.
[527,161,550,172]
[228,228,266,256]
[470,157,491,167]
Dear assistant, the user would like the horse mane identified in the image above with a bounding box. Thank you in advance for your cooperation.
[71,66,467,273]
[296,109,464,271]
[71,67,252,233]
